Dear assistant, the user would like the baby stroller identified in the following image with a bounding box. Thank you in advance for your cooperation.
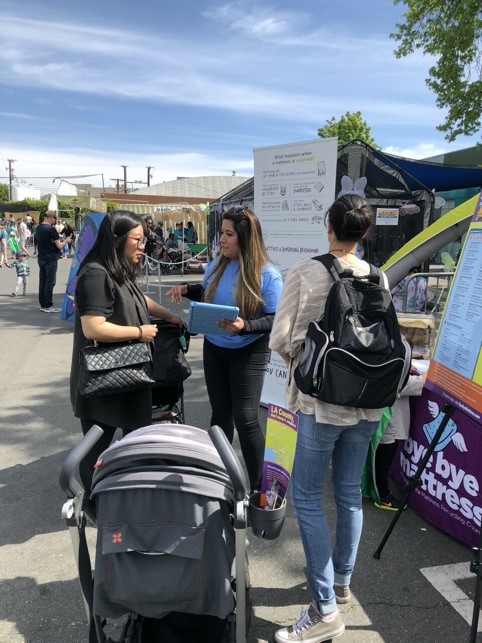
[59,423,251,643]
[157,245,192,274]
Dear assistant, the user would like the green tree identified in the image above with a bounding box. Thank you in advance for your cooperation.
[105,200,118,212]
[26,199,49,220]
[0,184,9,201]
[317,111,378,147]
[391,0,482,142]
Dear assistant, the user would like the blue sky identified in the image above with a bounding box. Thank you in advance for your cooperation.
[1,0,479,193]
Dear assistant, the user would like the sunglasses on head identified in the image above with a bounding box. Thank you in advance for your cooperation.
[225,204,248,219]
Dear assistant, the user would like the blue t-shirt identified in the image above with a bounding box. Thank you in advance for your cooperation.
[201,258,283,348]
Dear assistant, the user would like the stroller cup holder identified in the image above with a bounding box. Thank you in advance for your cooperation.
[248,492,287,540]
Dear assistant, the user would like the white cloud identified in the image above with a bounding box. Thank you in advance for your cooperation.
[1,146,254,191]
[205,3,304,40]
[0,111,36,120]
[0,9,436,128]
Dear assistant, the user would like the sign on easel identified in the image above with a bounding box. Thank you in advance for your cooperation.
[426,191,482,424]
[254,138,338,405]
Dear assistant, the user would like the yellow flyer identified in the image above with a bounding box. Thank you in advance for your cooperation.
[260,404,298,508]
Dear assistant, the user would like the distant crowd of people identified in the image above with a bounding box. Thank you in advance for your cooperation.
[144,216,199,264]
[1,211,201,305]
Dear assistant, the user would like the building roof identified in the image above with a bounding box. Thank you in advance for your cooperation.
[133,175,251,200]
[101,193,207,206]
[423,145,482,167]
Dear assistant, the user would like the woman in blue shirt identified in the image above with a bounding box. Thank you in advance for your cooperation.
[167,206,283,492]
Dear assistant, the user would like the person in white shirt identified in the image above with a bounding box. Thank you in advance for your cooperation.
[17,218,30,257]
[270,193,382,643]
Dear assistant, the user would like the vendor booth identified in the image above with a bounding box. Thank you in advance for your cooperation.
[392,193,482,548]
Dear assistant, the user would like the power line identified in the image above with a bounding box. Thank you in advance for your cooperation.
[0,173,105,180]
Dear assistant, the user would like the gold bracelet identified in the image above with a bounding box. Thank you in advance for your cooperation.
[137,326,143,340]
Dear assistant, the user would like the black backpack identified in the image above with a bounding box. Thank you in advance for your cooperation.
[294,255,411,409]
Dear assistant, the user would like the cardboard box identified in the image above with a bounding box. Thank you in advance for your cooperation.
[397,313,435,360]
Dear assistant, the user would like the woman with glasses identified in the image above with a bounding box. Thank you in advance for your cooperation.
[167,205,283,493]
[70,210,184,489]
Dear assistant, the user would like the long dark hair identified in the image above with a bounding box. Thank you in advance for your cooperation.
[205,206,270,319]
[80,210,147,284]
[325,195,373,242]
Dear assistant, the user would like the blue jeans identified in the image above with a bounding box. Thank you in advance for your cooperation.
[291,411,378,614]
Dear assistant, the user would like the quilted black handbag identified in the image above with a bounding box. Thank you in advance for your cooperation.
[79,341,155,398]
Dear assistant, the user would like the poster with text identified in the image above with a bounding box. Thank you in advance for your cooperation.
[391,388,481,547]
[254,138,338,405]
[376,207,399,226]
[426,191,482,423]
[260,404,299,509]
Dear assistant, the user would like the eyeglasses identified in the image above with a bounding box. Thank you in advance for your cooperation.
[127,236,147,247]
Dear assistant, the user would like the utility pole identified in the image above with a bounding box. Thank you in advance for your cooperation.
[6,159,16,199]
[121,165,128,193]
[110,178,121,193]
[146,166,154,187]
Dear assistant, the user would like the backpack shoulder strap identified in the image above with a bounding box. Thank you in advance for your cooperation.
[313,254,385,285]
[312,254,344,282]
[369,264,383,286]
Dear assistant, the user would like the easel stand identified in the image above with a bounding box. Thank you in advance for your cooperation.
[469,525,482,642]
[373,404,456,559]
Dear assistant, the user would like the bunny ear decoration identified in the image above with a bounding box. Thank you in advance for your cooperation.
[399,203,420,216]
[337,175,367,198]
[338,175,354,197]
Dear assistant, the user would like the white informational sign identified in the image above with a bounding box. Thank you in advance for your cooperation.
[427,191,482,422]
[254,138,338,405]
[376,207,399,226]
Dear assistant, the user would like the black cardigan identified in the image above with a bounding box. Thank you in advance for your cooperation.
[70,263,153,431]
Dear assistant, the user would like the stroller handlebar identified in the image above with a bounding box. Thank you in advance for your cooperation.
[59,424,104,498]
[208,425,247,501]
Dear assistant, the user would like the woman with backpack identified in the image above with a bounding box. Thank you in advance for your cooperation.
[270,194,387,643]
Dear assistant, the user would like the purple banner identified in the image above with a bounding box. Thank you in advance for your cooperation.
[391,388,482,547]
[61,212,105,322]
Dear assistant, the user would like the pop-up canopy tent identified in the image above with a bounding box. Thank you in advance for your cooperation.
[338,140,482,265]
[373,149,482,192]
[210,140,482,266]
[336,140,433,265]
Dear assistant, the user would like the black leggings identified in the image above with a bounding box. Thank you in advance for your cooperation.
[203,335,270,492]
[375,441,398,498]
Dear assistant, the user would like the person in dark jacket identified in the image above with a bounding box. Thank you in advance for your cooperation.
[70,210,183,489]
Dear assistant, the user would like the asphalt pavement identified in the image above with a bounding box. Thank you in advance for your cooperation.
[0,256,479,642]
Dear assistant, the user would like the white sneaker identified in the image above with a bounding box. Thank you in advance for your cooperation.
[275,602,344,643]
[41,307,61,313]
